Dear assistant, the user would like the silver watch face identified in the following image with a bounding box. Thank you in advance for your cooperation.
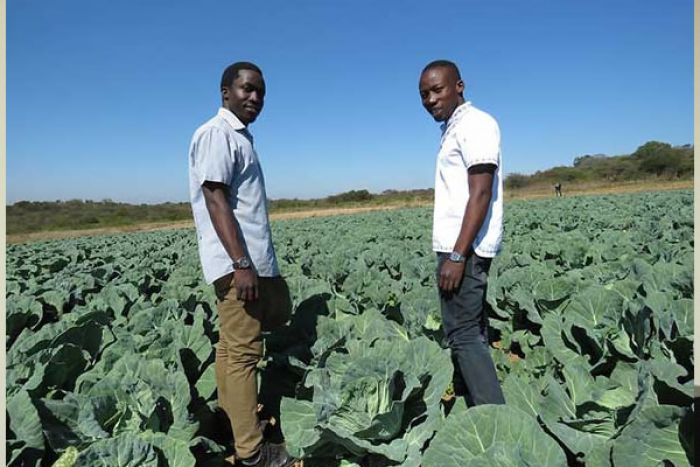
[235,257,251,269]
[449,252,465,263]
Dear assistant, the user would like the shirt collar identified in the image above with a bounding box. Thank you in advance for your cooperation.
[440,101,471,135]
[218,107,247,131]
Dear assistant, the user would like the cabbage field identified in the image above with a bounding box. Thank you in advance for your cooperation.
[6,190,695,466]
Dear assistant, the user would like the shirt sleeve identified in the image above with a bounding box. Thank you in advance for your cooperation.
[192,127,236,186]
[456,116,500,169]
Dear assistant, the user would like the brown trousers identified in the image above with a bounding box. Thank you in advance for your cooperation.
[213,273,292,459]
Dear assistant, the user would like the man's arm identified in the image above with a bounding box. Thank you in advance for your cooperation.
[202,181,258,301]
[439,163,496,292]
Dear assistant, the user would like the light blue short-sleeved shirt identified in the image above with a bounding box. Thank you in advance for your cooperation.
[188,107,280,283]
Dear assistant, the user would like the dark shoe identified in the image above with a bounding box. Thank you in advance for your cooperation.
[236,441,297,467]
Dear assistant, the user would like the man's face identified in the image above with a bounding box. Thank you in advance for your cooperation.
[222,69,266,125]
[419,66,464,122]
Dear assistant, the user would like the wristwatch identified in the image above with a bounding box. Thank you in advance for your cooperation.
[233,256,252,269]
[448,251,466,263]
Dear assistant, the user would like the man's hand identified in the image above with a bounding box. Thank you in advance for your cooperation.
[439,260,465,293]
[234,268,259,301]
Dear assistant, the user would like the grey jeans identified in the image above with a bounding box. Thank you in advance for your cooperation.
[437,252,505,406]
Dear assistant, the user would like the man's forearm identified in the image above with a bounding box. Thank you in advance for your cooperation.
[202,183,258,300]
[453,189,492,256]
[205,196,247,262]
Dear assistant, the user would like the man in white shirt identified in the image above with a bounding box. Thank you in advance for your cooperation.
[188,62,296,467]
[419,60,505,406]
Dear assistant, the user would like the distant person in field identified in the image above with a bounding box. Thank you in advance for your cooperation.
[188,62,296,467]
[554,182,562,197]
[419,60,506,406]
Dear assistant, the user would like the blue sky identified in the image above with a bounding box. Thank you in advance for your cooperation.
[7,0,693,203]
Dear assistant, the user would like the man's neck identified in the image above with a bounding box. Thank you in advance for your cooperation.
[446,98,466,121]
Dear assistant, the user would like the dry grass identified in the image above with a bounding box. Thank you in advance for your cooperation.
[6,179,693,245]
[504,179,693,201]
[7,220,196,245]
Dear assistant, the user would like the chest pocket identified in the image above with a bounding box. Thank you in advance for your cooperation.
[438,134,467,169]
[231,137,260,181]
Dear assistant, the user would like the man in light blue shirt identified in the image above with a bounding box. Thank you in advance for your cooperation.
[188,62,295,467]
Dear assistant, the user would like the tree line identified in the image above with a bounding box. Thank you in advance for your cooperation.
[6,190,435,235]
[505,141,693,189]
[7,141,692,235]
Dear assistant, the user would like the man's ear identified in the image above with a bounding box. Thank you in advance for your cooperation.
[456,79,465,95]
[221,87,230,102]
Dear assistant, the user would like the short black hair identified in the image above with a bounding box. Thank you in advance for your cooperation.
[421,59,462,81]
[220,62,263,89]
